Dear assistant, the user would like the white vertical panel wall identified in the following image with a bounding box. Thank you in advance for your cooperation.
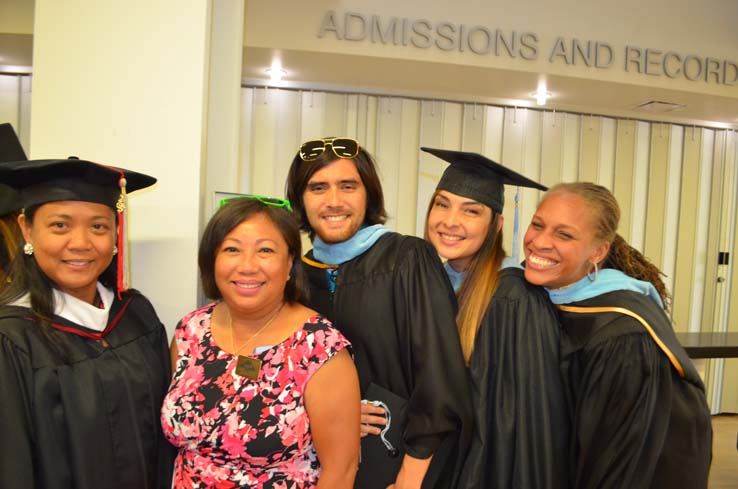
[0,74,31,152]
[7,83,735,410]
[237,89,729,302]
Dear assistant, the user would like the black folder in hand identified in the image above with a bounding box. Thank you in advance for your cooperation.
[355,382,408,489]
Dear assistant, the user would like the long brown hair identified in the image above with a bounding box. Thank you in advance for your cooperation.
[0,211,22,287]
[425,191,505,364]
[286,141,387,240]
[546,182,672,310]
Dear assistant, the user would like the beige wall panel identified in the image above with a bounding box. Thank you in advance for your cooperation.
[0,74,30,151]
[0,75,20,132]
[598,117,616,189]
[719,132,737,410]
[643,123,670,267]
[374,97,403,230]
[18,75,31,150]
[300,90,327,140]
[629,121,651,251]
[701,130,725,334]
[442,101,464,150]
[482,105,504,162]
[250,88,280,194]
[578,115,601,183]
[540,110,564,187]
[500,107,527,253]
[322,91,348,138]
[661,125,684,302]
[239,88,254,193]
[561,113,580,183]
[726,135,738,336]
[613,119,636,242]
[270,89,301,197]
[461,103,484,153]
[672,127,702,331]
[416,100,448,235]
[689,129,715,333]
[344,94,359,137]
[517,110,543,260]
[396,99,421,234]
[355,95,371,145]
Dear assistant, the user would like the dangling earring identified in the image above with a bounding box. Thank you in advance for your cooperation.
[587,261,599,282]
[23,242,34,255]
[113,245,118,255]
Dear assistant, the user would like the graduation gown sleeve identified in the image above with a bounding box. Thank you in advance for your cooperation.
[0,333,35,488]
[394,238,472,459]
[560,298,712,489]
[457,268,569,489]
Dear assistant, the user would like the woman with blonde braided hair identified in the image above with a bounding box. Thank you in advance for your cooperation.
[524,181,712,489]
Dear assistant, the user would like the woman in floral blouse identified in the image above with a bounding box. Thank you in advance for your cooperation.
[161,196,360,488]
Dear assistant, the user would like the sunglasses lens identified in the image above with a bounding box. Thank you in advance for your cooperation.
[331,138,359,157]
[299,140,326,161]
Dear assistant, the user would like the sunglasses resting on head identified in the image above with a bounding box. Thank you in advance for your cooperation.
[219,194,292,212]
[299,137,360,161]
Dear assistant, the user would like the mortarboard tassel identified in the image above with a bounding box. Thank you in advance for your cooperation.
[115,175,128,299]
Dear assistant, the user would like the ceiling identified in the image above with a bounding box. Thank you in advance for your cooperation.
[242,47,738,129]
[3,33,736,129]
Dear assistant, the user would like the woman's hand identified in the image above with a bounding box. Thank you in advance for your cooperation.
[360,401,387,437]
[388,454,432,489]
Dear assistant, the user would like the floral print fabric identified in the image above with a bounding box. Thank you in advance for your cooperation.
[161,303,350,488]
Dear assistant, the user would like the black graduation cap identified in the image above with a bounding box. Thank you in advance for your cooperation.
[0,123,27,216]
[0,158,157,296]
[0,158,156,210]
[420,147,546,213]
[0,123,27,163]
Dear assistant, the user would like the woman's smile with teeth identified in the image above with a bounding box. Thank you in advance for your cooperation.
[528,254,557,267]
[439,233,463,241]
[234,281,262,289]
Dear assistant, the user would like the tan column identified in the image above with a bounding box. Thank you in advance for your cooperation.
[30,0,245,334]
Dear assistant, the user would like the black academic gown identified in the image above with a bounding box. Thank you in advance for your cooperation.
[457,267,569,489]
[302,232,472,489]
[0,292,175,489]
[557,290,712,489]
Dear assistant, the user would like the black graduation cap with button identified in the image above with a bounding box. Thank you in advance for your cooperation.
[421,146,547,261]
[0,122,28,216]
[420,146,546,212]
[0,157,157,296]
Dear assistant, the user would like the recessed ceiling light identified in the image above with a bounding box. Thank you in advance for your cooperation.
[530,90,552,106]
[266,67,286,84]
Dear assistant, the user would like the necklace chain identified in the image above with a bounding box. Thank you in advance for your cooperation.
[229,303,284,357]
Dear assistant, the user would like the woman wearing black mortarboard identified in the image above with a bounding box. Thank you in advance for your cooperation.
[421,147,569,489]
[0,158,175,489]
[0,123,28,286]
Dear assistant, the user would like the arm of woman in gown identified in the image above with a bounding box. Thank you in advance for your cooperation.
[305,348,361,489]
[0,336,35,488]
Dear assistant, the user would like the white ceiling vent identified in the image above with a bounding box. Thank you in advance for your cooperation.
[634,100,686,113]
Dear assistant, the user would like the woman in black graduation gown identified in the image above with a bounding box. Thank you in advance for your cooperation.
[0,159,174,489]
[421,147,569,489]
[524,182,712,489]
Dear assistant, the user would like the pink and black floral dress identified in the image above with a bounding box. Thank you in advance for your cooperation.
[161,303,350,488]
